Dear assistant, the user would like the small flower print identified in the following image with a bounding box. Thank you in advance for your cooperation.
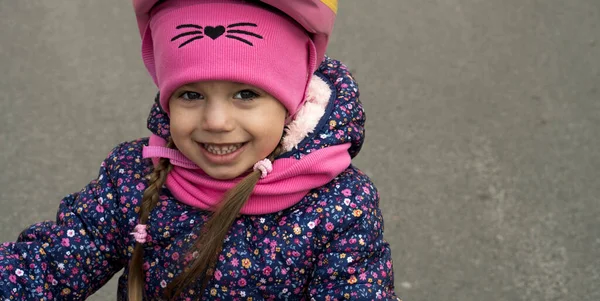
[242,258,251,269]
[262,266,272,276]
[348,275,358,284]
[325,222,334,231]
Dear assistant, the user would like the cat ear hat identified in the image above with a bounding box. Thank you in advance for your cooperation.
[132,0,338,117]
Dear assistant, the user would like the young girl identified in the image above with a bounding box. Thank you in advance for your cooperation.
[0,0,400,300]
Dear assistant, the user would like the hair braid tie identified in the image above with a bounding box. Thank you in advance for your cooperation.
[131,224,148,244]
[253,158,273,178]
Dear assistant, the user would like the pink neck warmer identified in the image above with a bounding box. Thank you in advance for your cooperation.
[143,135,351,215]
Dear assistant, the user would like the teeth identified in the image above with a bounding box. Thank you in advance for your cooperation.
[203,143,243,155]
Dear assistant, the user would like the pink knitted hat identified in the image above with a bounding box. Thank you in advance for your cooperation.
[140,0,317,116]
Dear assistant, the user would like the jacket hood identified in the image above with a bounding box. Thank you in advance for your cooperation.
[146,56,365,160]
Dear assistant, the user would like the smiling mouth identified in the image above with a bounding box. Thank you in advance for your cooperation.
[201,143,245,155]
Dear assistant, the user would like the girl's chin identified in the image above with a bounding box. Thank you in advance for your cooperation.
[202,167,248,180]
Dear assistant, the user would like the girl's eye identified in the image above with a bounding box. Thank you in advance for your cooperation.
[233,90,259,101]
[180,91,203,101]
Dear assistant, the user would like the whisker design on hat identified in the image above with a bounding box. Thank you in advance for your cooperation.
[227,22,257,28]
[177,24,203,30]
[225,23,262,46]
[171,22,263,48]
[226,30,263,46]
[171,24,205,48]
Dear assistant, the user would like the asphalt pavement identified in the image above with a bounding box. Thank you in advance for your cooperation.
[1,1,599,300]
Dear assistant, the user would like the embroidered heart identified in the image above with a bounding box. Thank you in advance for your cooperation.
[204,26,225,40]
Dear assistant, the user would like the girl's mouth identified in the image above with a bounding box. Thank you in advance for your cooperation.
[199,142,248,164]
[202,143,244,155]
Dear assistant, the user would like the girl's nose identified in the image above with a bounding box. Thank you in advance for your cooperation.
[200,101,235,132]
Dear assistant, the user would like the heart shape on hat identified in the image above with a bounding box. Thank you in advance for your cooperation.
[204,26,225,39]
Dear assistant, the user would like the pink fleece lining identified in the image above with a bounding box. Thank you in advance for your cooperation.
[143,135,351,214]
[282,74,331,151]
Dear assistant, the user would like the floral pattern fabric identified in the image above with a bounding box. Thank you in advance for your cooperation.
[0,57,400,300]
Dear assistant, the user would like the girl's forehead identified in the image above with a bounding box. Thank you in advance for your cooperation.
[179,80,259,90]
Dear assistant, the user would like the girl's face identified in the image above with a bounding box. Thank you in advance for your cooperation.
[169,81,287,180]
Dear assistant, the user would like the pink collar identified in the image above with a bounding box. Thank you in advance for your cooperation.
[142,134,351,215]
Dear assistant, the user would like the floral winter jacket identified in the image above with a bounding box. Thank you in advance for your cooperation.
[0,57,399,300]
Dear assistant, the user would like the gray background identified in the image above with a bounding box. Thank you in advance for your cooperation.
[1,0,599,300]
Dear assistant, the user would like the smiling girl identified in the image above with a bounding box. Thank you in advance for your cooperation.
[0,1,400,300]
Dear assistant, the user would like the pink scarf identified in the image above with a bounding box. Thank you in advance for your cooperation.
[142,134,351,215]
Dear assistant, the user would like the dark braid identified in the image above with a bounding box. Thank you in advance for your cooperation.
[128,139,175,301]
[164,146,282,300]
